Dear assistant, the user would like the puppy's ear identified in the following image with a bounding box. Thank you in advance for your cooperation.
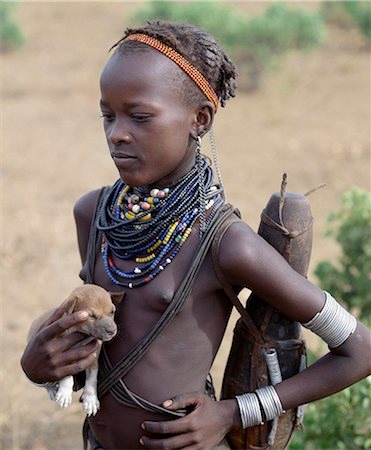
[61,294,79,315]
[110,291,125,305]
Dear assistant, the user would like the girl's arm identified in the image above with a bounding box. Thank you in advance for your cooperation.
[219,220,371,401]
[141,221,370,450]
[20,190,102,384]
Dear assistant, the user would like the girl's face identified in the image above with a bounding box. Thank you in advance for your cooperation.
[100,49,199,188]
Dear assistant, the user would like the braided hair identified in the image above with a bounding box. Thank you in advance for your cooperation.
[110,21,238,108]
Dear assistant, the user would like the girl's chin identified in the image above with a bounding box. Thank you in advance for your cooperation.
[118,172,152,188]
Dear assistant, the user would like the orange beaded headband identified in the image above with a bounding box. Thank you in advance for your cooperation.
[125,33,219,111]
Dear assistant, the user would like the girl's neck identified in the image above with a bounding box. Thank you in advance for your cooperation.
[148,144,197,190]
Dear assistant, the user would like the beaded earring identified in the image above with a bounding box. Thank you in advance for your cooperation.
[209,127,225,199]
[196,136,207,238]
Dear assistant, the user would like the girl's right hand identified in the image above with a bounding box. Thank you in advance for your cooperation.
[20,307,101,384]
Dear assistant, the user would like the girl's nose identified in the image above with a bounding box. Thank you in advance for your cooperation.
[109,122,131,146]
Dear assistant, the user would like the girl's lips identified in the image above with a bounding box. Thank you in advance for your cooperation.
[111,152,136,159]
[112,153,138,168]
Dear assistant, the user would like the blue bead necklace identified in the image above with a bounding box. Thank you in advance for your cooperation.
[97,157,223,288]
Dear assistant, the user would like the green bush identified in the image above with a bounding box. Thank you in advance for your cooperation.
[289,187,371,449]
[131,1,324,91]
[314,187,371,322]
[290,377,371,450]
[342,1,371,43]
[0,2,25,52]
[133,0,247,50]
[238,4,324,90]
[322,1,371,43]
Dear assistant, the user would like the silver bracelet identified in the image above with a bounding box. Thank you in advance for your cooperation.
[264,349,282,385]
[235,393,263,428]
[255,385,284,421]
[302,291,357,348]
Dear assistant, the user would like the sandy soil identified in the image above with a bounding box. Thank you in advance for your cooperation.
[1,2,369,449]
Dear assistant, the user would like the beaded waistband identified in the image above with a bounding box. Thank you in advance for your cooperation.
[125,33,219,111]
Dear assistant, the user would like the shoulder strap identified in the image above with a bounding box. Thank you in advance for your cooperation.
[98,203,236,398]
[84,186,111,284]
[211,213,265,345]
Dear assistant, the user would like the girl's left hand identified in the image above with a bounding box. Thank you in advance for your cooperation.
[140,392,240,449]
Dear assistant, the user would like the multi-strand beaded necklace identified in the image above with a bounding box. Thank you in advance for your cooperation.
[97,157,223,288]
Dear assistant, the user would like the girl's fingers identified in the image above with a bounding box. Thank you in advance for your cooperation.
[41,311,89,339]
[42,306,64,327]
[61,339,100,362]
[142,415,192,436]
[162,392,203,410]
[54,350,100,379]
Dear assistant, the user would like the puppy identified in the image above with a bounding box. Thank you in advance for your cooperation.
[28,284,120,416]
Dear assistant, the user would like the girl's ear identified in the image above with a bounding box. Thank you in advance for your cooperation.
[190,100,215,140]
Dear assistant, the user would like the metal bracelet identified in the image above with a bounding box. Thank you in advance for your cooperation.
[264,349,282,385]
[236,393,263,429]
[302,291,357,348]
[255,385,284,421]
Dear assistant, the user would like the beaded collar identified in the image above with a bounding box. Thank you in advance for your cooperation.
[97,157,223,288]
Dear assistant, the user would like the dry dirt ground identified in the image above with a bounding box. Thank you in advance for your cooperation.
[1,2,370,449]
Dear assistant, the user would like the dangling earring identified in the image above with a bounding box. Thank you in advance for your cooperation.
[209,127,225,200]
[196,135,206,238]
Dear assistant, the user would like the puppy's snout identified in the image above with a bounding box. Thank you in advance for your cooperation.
[106,325,117,337]
[105,323,117,336]
[97,318,117,341]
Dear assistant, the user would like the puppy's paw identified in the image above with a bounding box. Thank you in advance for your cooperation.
[56,389,72,408]
[55,375,73,409]
[82,392,100,416]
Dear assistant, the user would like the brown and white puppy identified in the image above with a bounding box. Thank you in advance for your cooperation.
[28,284,121,416]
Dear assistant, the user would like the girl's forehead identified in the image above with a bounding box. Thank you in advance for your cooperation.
[100,50,185,94]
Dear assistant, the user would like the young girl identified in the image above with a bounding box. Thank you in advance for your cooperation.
[21,21,370,450]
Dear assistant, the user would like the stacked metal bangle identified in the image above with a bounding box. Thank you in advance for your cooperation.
[255,385,285,421]
[235,393,263,428]
[302,291,357,348]
[236,386,284,428]
[264,349,282,385]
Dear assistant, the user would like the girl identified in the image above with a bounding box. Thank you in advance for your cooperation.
[21,21,370,450]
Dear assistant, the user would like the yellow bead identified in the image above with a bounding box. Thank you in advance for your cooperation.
[125,211,135,220]
[147,240,162,253]
[139,213,151,222]
[136,253,156,263]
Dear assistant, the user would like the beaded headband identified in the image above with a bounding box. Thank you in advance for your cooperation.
[125,33,219,111]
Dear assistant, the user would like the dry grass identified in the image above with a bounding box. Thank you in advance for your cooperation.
[1,2,370,449]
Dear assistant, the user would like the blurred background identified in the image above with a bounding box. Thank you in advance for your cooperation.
[1,1,370,449]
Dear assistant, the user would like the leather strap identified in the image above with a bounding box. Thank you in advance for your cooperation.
[211,212,265,345]
[98,203,237,404]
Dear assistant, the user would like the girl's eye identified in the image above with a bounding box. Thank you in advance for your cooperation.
[131,114,151,123]
[100,112,114,122]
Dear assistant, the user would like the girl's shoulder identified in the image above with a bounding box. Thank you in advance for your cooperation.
[216,215,279,287]
[73,187,109,263]
[74,186,111,229]
[217,216,261,262]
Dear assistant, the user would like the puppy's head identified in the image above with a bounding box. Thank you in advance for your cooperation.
[62,284,120,341]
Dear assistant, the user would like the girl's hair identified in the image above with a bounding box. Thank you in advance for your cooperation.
[110,20,237,108]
